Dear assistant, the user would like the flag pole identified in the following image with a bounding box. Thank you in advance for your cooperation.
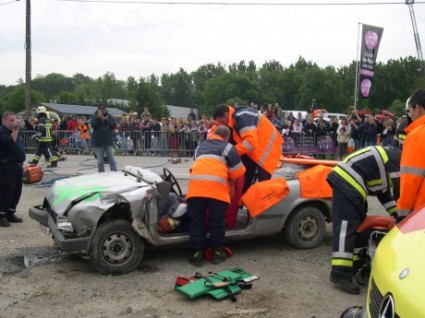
[354,23,362,110]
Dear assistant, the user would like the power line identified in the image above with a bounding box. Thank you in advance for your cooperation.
[56,0,425,6]
[0,0,20,7]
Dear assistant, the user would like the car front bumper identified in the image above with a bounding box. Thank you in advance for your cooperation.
[29,206,90,252]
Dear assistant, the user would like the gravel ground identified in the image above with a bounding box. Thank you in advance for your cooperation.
[0,154,386,318]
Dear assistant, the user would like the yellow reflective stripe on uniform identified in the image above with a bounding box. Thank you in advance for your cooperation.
[334,166,367,200]
[353,255,360,261]
[343,146,370,161]
[331,259,353,267]
[372,146,389,192]
[366,179,383,187]
[387,207,397,215]
[375,146,389,164]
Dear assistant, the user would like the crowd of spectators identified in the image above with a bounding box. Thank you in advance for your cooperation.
[278,107,402,160]
[16,103,403,160]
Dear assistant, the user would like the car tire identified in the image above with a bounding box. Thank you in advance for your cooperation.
[89,219,144,275]
[284,206,326,249]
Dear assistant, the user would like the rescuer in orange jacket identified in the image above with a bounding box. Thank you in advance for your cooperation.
[212,104,284,193]
[397,89,425,218]
[186,125,246,267]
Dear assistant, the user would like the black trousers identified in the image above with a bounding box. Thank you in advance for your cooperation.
[331,186,366,272]
[187,197,228,251]
[34,141,57,162]
[0,162,23,215]
[241,155,271,194]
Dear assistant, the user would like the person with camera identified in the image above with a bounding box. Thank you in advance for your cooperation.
[349,110,364,150]
[90,104,117,172]
[0,111,26,227]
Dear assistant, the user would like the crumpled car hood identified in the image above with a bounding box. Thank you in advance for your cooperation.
[45,167,162,215]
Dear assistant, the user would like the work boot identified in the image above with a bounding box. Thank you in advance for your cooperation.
[188,250,204,267]
[211,248,228,265]
[7,214,23,223]
[47,161,58,168]
[28,159,39,165]
[330,271,360,295]
[0,213,10,227]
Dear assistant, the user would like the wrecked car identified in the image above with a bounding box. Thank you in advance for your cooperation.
[29,160,335,275]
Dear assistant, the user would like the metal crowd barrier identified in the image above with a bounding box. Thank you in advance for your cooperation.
[19,130,209,157]
[19,130,338,157]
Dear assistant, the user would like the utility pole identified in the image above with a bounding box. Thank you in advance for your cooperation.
[406,0,425,77]
[25,0,32,116]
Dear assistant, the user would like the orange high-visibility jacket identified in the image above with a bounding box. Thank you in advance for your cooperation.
[228,106,284,175]
[186,134,246,204]
[397,115,425,216]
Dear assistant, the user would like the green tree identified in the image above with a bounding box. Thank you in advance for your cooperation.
[203,72,259,114]
[97,72,127,102]
[126,76,139,110]
[135,76,164,119]
[32,73,74,101]
[388,99,406,117]
[191,63,226,108]
[160,68,194,107]
[57,92,77,105]
[6,85,45,113]
[258,60,285,105]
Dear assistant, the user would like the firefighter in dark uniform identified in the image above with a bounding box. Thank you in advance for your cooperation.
[395,98,413,149]
[327,145,401,294]
[28,106,58,168]
[0,111,26,227]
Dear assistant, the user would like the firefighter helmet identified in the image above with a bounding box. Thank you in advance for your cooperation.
[36,106,47,114]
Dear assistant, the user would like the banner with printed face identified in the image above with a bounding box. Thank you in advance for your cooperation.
[358,24,384,99]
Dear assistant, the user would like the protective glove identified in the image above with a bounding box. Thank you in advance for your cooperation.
[394,212,406,224]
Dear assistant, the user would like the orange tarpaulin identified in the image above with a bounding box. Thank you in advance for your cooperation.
[280,155,339,167]
[295,165,333,199]
[241,178,290,218]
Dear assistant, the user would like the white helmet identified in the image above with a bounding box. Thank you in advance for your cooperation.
[37,106,47,114]
[405,97,411,112]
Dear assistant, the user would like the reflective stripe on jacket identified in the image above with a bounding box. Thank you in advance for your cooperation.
[186,134,246,203]
[327,146,400,215]
[397,115,425,216]
[37,117,52,142]
[230,106,283,175]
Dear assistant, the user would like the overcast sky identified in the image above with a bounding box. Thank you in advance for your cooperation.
[0,0,424,86]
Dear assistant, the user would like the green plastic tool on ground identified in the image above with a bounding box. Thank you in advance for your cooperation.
[175,267,255,301]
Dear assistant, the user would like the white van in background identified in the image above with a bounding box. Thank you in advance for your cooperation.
[321,112,347,123]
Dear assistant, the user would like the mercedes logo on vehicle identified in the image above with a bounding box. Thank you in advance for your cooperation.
[379,294,395,318]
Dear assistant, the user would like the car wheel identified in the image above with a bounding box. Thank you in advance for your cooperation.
[285,206,326,249]
[89,219,144,275]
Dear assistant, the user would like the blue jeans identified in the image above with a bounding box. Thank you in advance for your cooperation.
[95,145,117,172]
